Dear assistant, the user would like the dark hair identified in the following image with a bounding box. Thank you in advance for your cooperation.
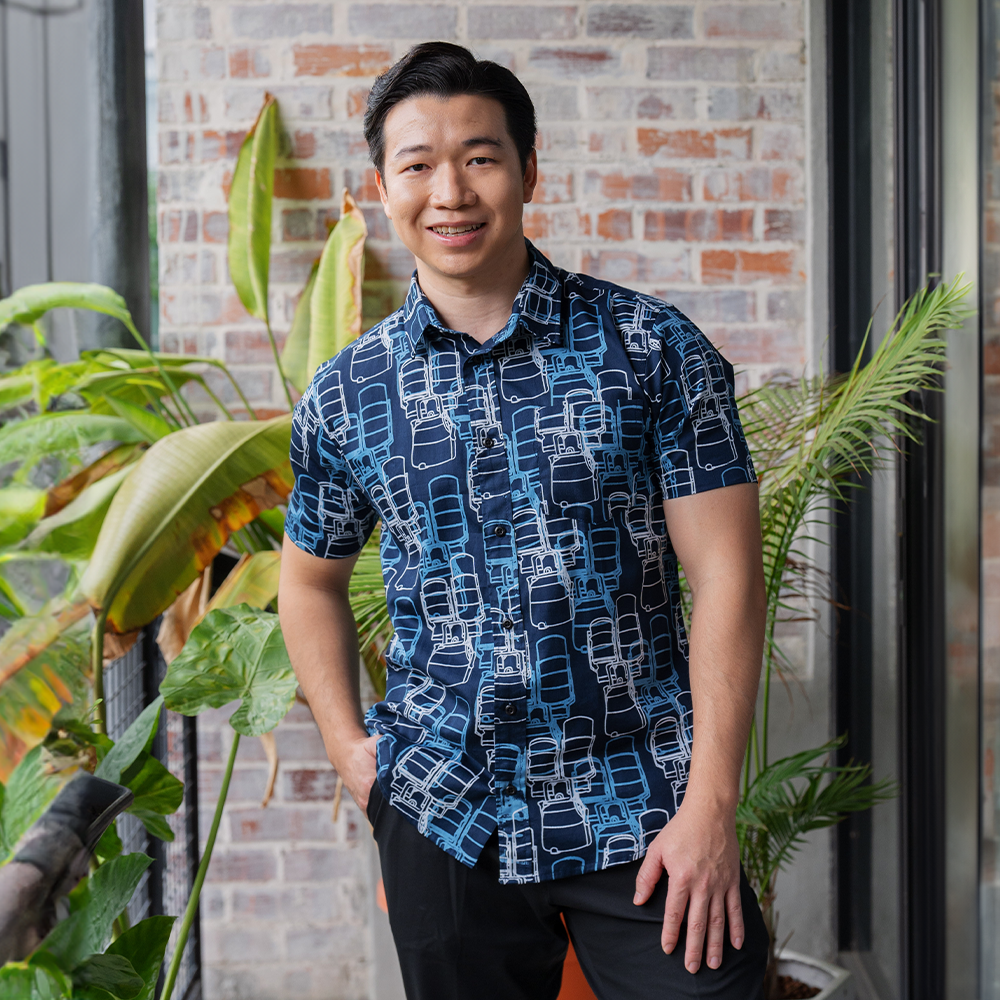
[364,42,537,177]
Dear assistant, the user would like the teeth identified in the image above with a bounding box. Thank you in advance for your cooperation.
[431,224,483,235]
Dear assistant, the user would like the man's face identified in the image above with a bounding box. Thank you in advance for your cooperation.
[376,93,537,284]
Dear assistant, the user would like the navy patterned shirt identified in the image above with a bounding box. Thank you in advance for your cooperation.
[285,242,755,883]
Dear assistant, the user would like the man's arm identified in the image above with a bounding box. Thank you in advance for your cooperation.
[632,481,765,974]
[278,534,379,812]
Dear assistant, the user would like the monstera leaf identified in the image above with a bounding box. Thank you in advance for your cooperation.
[81,415,293,633]
[161,605,297,736]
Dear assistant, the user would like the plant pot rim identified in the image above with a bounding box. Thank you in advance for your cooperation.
[776,949,852,1000]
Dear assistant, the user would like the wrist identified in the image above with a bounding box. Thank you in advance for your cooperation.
[679,782,739,820]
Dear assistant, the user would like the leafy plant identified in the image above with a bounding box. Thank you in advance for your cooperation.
[735,275,972,995]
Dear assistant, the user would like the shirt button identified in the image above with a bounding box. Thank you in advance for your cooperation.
[504,783,515,796]
[504,703,516,716]
[494,525,507,537]
[501,619,514,630]
[484,436,496,448]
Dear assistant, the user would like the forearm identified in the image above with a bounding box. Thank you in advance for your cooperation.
[684,573,765,814]
[278,579,368,771]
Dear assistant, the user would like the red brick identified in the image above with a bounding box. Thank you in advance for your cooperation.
[535,168,574,204]
[585,167,692,201]
[274,168,332,200]
[528,46,621,77]
[348,4,457,38]
[225,330,290,365]
[203,211,229,243]
[709,86,802,121]
[319,207,343,238]
[522,208,591,240]
[469,5,578,40]
[597,209,632,241]
[205,848,276,882]
[346,167,381,203]
[283,767,339,802]
[760,124,805,160]
[282,848,357,881]
[201,129,245,161]
[292,43,392,77]
[644,208,752,241]
[587,4,693,38]
[703,166,802,202]
[582,249,689,283]
[292,129,316,159]
[702,249,796,284]
[637,127,751,159]
[181,91,211,124]
[655,289,755,323]
[347,86,370,118]
[704,4,803,40]
[647,46,754,82]
[589,129,628,156]
[764,208,804,241]
[232,5,332,38]
[229,806,334,842]
[282,208,314,241]
[228,46,271,78]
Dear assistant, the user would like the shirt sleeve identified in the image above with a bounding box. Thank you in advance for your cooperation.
[652,308,756,500]
[285,381,377,558]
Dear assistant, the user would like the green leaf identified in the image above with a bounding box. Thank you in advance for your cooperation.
[0,283,137,334]
[100,916,175,1000]
[248,97,279,324]
[0,956,71,999]
[23,467,131,561]
[0,413,148,471]
[0,745,63,862]
[0,601,93,784]
[228,96,278,321]
[123,756,182,840]
[71,954,142,1000]
[95,697,163,784]
[280,259,319,393]
[161,604,297,736]
[40,853,151,970]
[308,190,367,384]
[93,820,123,863]
[0,485,47,546]
[81,415,293,633]
[103,398,172,443]
[206,550,281,613]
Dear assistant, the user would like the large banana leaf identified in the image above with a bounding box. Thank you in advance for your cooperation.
[208,551,281,613]
[0,601,92,781]
[25,466,132,561]
[229,95,278,322]
[308,189,367,383]
[81,415,293,633]
[0,283,136,333]
[44,442,144,517]
[0,485,46,546]
[0,413,148,471]
[280,260,319,393]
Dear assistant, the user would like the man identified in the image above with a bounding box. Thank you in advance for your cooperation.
[278,41,768,1000]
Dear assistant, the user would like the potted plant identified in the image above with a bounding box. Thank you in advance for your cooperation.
[733,276,971,999]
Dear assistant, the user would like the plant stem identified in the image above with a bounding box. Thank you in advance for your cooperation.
[264,318,295,411]
[92,609,108,735]
[214,363,258,420]
[192,374,236,422]
[124,318,199,427]
[160,731,241,1000]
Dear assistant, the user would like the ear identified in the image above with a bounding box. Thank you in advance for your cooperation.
[376,169,392,219]
[522,149,538,205]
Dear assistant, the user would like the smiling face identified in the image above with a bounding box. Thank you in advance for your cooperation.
[375,93,537,288]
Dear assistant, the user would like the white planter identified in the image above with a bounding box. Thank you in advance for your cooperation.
[777,950,853,1000]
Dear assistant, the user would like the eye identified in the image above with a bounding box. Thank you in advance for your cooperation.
[404,163,428,173]
[469,156,494,166]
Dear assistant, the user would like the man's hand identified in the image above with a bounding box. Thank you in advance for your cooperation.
[341,733,380,813]
[633,796,743,973]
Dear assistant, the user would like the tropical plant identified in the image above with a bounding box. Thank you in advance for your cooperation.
[734,275,972,996]
[0,89,378,999]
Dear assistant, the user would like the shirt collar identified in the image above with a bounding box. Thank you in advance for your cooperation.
[400,240,564,355]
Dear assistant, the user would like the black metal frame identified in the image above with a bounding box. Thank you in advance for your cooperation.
[827,0,875,954]
[894,2,946,999]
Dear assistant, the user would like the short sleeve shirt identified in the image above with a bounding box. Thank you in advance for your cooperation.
[285,242,755,883]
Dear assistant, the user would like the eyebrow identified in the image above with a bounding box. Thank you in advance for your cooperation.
[393,136,505,159]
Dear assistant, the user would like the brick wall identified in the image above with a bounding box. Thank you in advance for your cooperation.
[154,2,810,996]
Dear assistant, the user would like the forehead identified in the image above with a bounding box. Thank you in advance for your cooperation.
[382,93,511,152]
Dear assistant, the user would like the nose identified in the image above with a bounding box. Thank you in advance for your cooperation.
[430,163,476,210]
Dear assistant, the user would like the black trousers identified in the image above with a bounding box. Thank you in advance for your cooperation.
[368,783,768,1000]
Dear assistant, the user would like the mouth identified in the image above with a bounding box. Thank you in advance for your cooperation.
[428,223,485,235]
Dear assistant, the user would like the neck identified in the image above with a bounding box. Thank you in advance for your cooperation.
[415,232,530,344]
